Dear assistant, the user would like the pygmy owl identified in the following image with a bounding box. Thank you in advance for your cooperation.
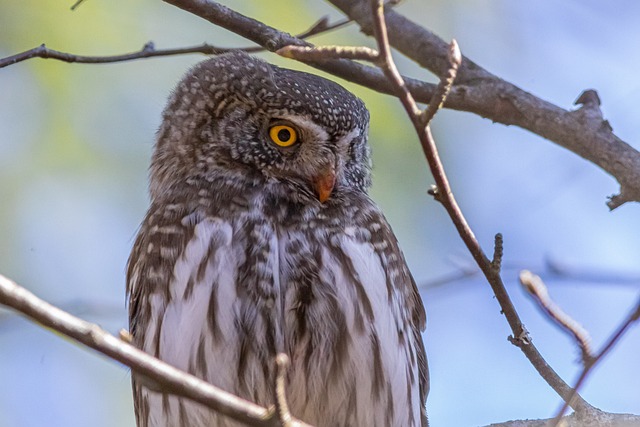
[127,52,428,427]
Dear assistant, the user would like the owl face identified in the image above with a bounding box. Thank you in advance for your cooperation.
[150,52,372,204]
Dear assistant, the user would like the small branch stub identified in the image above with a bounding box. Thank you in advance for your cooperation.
[574,89,601,108]
[119,329,133,343]
[491,233,504,273]
[274,353,293,427]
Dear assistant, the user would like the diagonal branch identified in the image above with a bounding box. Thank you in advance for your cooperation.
[361,0,592,415]
[0,274,312,427]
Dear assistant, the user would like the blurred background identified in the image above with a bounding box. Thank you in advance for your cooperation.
[1,0,639,426]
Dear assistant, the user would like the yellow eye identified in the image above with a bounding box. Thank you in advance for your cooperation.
[269,125,298,147]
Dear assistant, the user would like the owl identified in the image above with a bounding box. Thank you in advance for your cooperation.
[127,52,428,427]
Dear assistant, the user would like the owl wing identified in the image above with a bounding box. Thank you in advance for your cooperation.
[127,202,194,341]
[366,210,429,426]
[295,196,429,427]
[126,201,257,427]
[126,199,206,421]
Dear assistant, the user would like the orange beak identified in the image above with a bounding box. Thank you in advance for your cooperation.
[313,169,336,203]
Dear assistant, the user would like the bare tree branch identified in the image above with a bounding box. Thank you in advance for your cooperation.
[326,0,640,209]
[350,0,593,415]
[0,42,232,68]
[520,270,593,363]
[0,274,312,427]
[0,16,351,69]
[160,0,640,208]
[5,1,635,209]
[550,297,640,426]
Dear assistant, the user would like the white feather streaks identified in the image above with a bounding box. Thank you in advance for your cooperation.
[140,216,423,427]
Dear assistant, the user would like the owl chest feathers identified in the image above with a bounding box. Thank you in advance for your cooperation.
[129,188,424,427]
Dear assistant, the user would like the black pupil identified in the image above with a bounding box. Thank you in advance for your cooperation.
[277,128,291,142]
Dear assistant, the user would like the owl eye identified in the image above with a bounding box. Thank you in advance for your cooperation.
[269,124,298,147]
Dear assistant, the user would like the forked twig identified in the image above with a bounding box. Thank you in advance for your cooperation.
[0,16,351,69]
[520,270,593,363]
[0,42,232,69]
[373,1,599,414]
[363,0,591,412]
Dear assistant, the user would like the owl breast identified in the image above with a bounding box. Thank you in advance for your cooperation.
[130,186,424,427]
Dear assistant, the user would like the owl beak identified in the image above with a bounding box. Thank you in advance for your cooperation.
[313,169,336,203]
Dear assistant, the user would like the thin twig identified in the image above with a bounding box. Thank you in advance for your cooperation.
[364,0,591,413]
[294,16,353,39]
[421,39,461,125]
[0,274,312,427]
[70,0,87,10]
[277,45,379,62]
[0,42,232,69]
[520,270,593,363]
[0,16,352,69]
[419,258,640,291]
[550,297,640,427]
[368,1,420,116]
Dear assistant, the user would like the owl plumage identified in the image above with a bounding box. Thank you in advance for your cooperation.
[127,52,428,427]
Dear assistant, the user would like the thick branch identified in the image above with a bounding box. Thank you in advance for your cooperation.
[326,0,640,208]
[0,274,312,427]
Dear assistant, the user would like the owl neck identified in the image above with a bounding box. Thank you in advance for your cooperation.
[148,167,357,220]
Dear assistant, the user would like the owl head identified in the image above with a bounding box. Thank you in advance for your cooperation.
[149,52,371,204]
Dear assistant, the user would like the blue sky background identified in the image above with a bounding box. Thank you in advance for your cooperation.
[1,1,639,426]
